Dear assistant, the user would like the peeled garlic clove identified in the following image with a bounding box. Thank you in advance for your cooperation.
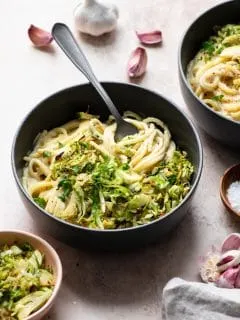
[136,30,162,45]
[217,250,240,273]
[216,267,239,288]
[127,47,147,78]
[199,252,221,283]
[28,25,53,47]
[221,233,240,253]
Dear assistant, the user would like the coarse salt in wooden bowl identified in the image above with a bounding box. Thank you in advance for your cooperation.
[220,163,240,219]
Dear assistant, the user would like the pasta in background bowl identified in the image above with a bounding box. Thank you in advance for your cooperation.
[179,0,240,148]
[188,24,240,121]
[12,82,202,250]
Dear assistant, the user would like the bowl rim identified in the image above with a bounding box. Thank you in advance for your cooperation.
[0,229,62,319]
[178,0,240,126]
[11,81,203,233]
[220,163,240,217]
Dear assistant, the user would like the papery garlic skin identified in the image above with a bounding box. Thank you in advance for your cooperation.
[74,0,119,36]
[216,267,239,288]
[127,47,147,78]
[217,250,240,273]
[235,269,240,288]
[199,252,221,283]
[28,25,53,47]
[221,233,240,253]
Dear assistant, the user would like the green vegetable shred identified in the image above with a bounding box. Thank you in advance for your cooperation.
[0,243,54,319]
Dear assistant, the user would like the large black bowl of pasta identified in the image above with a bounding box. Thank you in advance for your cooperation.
[11,82,202,250]
[179,0,240,149]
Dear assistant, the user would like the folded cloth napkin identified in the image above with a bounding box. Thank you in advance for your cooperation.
[162,278,240,320]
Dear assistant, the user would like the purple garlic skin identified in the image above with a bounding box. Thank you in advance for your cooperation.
[217,250,240,273]
[28,25,53,47]
[200,234,240,288]
[235,269,240,288]
[127,47,147,78]
[221,233,240,253]
[216,267,240,288]
[136,30,162,45]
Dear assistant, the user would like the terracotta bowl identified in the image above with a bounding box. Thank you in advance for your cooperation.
[0,230,62,320]
[220,164,240,219]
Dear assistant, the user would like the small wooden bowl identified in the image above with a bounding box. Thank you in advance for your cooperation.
[220,163,240,219]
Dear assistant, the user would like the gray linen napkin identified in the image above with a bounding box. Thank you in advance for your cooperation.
[162,278,240,320]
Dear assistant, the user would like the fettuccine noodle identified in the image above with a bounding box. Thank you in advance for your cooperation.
[22,111,193,229]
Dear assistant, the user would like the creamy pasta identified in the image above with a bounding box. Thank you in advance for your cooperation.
[22,111,193,229]
[187,24,240,121]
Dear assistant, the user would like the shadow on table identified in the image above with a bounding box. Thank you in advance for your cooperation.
[76,28,119,48]
[45,208,197,311]
[198,127,240,166]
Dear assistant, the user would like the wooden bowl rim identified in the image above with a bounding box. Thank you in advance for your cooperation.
[220,163,240,217]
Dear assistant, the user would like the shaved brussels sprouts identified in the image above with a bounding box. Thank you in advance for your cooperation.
[0,243,54,319]
[52,147,193,229]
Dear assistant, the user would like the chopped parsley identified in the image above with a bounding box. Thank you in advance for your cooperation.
[168,174,177,185]
[212,95,224,102]
[33,197,46,209]
[72,165,81,175]
[202,40,215,55]
[58,179,73,202]
[82,162,95,173]
[42,151,51,158]
[121,163,130,170]
[216,46,224,54]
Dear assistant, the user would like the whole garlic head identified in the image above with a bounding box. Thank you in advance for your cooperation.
[74,0,119,36]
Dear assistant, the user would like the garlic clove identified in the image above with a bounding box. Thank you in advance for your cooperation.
[199,252,221,283]
[74,0,119,37]
[28,25,53,47]
[127,47,147,78]
[216,250,240,273]
[235,268,240,288]
[216,267,239,288]
[221,233,240,253]
[136,30,162,45]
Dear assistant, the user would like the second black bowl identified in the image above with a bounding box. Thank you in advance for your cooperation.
[179,0,240,148]
[12,82,202,250]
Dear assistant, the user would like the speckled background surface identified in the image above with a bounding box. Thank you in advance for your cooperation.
[1,0,240,318]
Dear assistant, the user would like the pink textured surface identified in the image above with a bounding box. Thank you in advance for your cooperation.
[1,0,239,318]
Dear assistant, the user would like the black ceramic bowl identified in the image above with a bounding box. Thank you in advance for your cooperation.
[12,82,202,250]
[179,0,240,148]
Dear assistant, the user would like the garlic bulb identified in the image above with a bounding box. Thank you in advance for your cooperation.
[74,0,119,37]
